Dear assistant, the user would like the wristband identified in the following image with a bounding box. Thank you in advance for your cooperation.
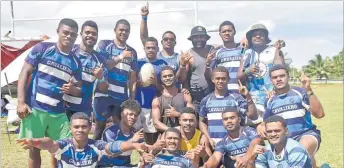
[244,68,250,75]
[206,64,211,68]
[109,141,123,154]
[307,91,314,97]
[98,76,105,83]
[33,139,40,147]
[142,16,148,21]
[180,64,186,68]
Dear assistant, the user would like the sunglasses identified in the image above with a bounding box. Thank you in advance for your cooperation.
[163,38,175,42]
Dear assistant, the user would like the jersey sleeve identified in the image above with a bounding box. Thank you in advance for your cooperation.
[235,94,248,117]
[245,127,259,140]
[263,98,273,121]
[54,139,70,160]
[102,126,118,142]
[129,49,138,72]
[255,154,269,168]
[199,97,209,118]
[288,147,312,167]
[96,40,111,59]
[25,43,44,68]
[72,56,83,82]
[214,139,226,154]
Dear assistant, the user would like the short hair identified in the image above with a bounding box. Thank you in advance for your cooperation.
[120,99,141,114]
[222,107,241,117]
[180,107,196,116]
[264,115,287,128]
[162,31,176,39]
[115,19,130,30]
[269,64,289,77]
[81,20,98,33]
[219,21,236,33]
[144,37,159,46]
[70,112,91,125]
[212,66,229,78]
[160,66,175,75]
[58,18,78,31]
[165,127,181,137]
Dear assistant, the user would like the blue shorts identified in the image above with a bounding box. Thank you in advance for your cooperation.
[294,129,321,153]
[93,96,121,121]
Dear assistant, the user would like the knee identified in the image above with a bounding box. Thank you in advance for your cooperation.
[299,136,318,155]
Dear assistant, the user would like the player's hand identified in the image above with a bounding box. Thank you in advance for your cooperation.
[234,155,250,168]
[179,50,192,67]
[121,49,132,59]
[141,2,149,17]
[263,86,275,99]
[181,88,190,95]
[238,80,249,97]
[17,102,32,119]
[92,63,104,80]
[142,152,154,163]
[58,78,78,95]
[16,138,38,150]
[151,134,166,151]
[249,64,259,75]
[256,124,267,139]
[185,149,196,160]
[273,40,286,49]
[253,144,266,155]
[205,50,217,67]
[194,144,206,158]
[240,37,249,49]
[299,71,311,91]
[163,105,180,118]
[133,143,150,153]
[131,128,144,142]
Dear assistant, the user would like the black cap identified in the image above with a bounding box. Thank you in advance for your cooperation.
[187,26,210,41]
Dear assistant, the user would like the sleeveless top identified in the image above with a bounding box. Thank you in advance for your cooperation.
[180,129,202,151]
[158,92,186,128]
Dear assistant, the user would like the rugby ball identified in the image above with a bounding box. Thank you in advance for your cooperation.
[139,63,155,87]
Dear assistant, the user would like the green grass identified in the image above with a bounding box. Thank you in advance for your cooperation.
[1,84,343,167]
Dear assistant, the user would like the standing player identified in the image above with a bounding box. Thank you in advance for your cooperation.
[183,26,215,114]
[237,24,285,124]
[17,18,82,168]
[65,20,109,120]
[93,19,138,140]
[254,115,312,168]
[16,112,149,168]
[98,99,143,167]
[204,21,243,93]
[203,107,262,168]
[140,4,191,87]
[140,128,197,168]
[134,37,168,145]
[199,66,258,148]
[152,66,193,133]
[258,64,324,167]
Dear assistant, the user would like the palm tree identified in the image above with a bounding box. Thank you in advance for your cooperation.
[303,54,332,83]
[331,50,344,78]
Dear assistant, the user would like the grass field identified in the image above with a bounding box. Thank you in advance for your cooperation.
[1,84,343,167]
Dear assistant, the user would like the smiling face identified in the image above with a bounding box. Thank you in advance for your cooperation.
[191,35,208,49]
[115,23,130,43]
[161,32,176,50]
[165,131,180,151]
[250,29,267,47]
[222,111,241,132]
[265,121,288,145]
[179,113,196,133]
[70,119,91,141]
[121,108,139,127]
[57,24,78,49]
[160,69,175,87]
[212,71,229,91]
[81,26,98,48]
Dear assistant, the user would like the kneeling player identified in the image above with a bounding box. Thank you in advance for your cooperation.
[16,112,148,168]
[254,116,312,168]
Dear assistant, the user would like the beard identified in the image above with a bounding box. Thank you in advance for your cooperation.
[192,40,206,48]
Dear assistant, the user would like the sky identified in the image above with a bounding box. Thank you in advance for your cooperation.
[1,1,343,68]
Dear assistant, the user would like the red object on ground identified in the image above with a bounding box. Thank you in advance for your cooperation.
[1,41,41,70]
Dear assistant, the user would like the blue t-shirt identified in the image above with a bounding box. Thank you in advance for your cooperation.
[210,46,243,92]
[264,86,316,139]
[99,124,138,167]
[145,151,194,168]
[95,40,138,105]
[66,45,107,114]
[135,58,168,109]
[215,126,259,167]
[158,51,181,88]
[55,138,111,168]
[25,42,82,114]
[255,138,312,168]
[199,91,248,143]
